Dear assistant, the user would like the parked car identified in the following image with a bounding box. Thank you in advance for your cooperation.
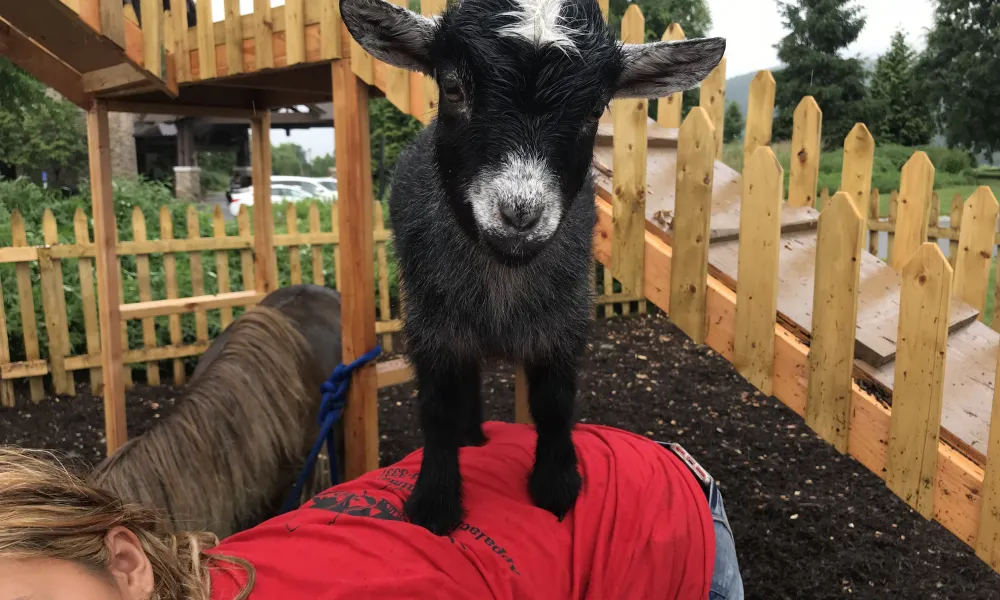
[313,177,338,193]
[228,184,314,216]
[271,176,337,200]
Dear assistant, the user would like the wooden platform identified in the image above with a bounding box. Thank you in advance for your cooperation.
[592,120,997,462]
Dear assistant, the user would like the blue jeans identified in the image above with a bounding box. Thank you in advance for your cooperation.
[659,443,744,599]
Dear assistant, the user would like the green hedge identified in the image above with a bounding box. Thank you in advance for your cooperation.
[0,179,399,375]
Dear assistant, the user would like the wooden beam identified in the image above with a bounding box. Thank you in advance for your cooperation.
[251,112,278,292]
[0,18,88,108]
[333,59,379,479]
[120,291,264,320]
[86,99,127,455]
[591,196,986,554]
[377,358,414,389]
[81,63,147,93]
[104,100,258,118]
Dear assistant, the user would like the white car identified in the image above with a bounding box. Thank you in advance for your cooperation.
[228,184,313,216]
[271,176,337,200]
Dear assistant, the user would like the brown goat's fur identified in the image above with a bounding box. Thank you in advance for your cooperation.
[90,287,342,538]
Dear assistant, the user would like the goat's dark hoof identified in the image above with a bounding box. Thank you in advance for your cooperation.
[404,488,464,536]
[460,427,488,447]
[529,462,582,521]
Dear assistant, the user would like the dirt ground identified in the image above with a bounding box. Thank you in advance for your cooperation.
[2,313,999,599]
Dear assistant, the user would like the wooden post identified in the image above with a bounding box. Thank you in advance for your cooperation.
[656,23,685,129]
[890,152,935,271]
[87,99,127,455]
[320,0,343,59]
[42,210,73,394]
[977,349,1000,569]
[333,59,379,479]
[332,203,342,290]
[839,123,875,222]
[953,188,999,317]
[171,1,189,81]
[698,57,726,159]
[224,0,244,75]
[733,146,783,394]
[11,211,43,402]
[251,113,278,294]
[887,243,951,518]
[743,70,776,163]
[254,0,274,70]
[611,4,647,298]
[669,107,715,344]
[805,192,864,453]
[74,208,102,392]
[788,96,822,208]
[131,206,159,386]
[140,0,162,77]
[286,0,306,66]
[0,267,12,407]
[195,0,216,79]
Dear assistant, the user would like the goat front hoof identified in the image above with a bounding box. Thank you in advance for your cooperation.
[529,463,581,521]
[404,488,464,536]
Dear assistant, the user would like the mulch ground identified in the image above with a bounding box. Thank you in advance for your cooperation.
[2,313,998,599]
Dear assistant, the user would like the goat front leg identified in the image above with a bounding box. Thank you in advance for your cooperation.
[526,358,581,520]
[404,358,476,535]
[460,364,486,447]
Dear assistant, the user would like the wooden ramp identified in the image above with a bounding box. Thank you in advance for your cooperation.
[593,120,997,462]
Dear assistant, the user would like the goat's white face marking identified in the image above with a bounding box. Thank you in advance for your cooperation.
[497,0,578,52]
[468,151,563,246]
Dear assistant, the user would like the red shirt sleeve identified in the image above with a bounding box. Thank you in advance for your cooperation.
[207,422,714,600]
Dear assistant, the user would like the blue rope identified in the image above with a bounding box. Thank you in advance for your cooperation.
[281,344,382,513]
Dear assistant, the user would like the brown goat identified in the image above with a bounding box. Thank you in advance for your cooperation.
[90,284,343,538]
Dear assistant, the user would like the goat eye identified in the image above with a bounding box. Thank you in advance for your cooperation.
[587,104,606,123]
[442,81,465,103]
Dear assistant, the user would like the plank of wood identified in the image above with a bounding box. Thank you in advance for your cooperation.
[10,211,44,402]
[733,147,783,394]
[887,243,952,518]
[309,203,325,285]
[375,202,393,351]
[211,205,234,328]
[286,203,303,285]
[978,349,1000,569]
[38,249,71,395]
[332,203,342,290]
[0,267,13,406]
[320,0,342,59]
[788,96,822,208]
[656,23,684,129]
[130,206,159,385]
[170,4,189,80]
[195,0,216,79]
[806,193,864,452]
[224,0,244,74]
[333,58,379,479]
[669,108,714,344]
[743,70,776,163]
[596,116,677,148]
[237,205,255,292]
[285,0,305,66]
[610,5,646,298]
[42,210,73,394]
[698,56,726,159]
[186,206,209,342]
[73,208,102,392]
[891,152,935,270]
[120,291,264,320]
[0,17,88,108]
[377,357,413,389]
[591,196,987,559]
[82,61,148,95]
[97,0,125,46]
[840,123,875,222]
[251,113,278,293]
[953,187,999,318]
[60,340,214,371]
[254,0,274,70]
[87,100,127,454]
[160,205,185,385]
[139,0,161,76]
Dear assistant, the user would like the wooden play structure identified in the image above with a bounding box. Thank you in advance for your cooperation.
[1,0,999,577]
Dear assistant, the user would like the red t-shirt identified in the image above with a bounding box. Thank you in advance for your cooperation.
[207,422,714,599]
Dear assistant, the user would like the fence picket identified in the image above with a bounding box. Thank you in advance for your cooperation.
[74,208,102,391]
[11,210,44,402]
[887,243,951,518]
[840,123,875,220]
[309,203,324,285]
[953,188,999,318]
[950,193,963,268]
[237,205,254,292]
[888,190,899,263]
[375,202,392,351]
[890,152,935,270]
[0,268,12,406]
[868,189,881,256]
[42,209,73,393]
[38,249,70,395]
[116,232,132,389]
[670,107,715,344]
[161,206,184,385]
[698,56,726,159]
[211,206,234,329]
[187,206,208,342]
[733,147,783,394]
[656,23,685,129]
[788,96,822,208]
[743,70,776,163]
[806,192,864,452]
[978,351,1000,568]
[131,207,159,385]
[286,203,303,285]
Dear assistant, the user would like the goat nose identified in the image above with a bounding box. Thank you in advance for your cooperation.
[500,204,543,232]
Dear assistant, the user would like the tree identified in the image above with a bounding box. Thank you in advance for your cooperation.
[723,101,743,143]
[868,32,932,146]
[309,154,335,177]
[271,143,310,175]
[369,98,423,198]
[919,0,1000,156]
[772,0,869,144]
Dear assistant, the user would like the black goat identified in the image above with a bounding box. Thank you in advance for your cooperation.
[341,0,725,535]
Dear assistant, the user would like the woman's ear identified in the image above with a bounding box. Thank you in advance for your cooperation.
[339,0,438,74]
[105,527,154,600]
[614,37,726,99]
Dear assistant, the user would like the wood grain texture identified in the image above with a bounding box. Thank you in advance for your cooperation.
[186,205,209,341]
[978,349,1000,569]
[698,57,726,159]
[743,70,776,163]
[254,0,274,70]
[891,152,935,270]
[196,0,215,78]
[953,187,999,317]
[212,205,234,328]
[788,96,822,208]
[131,206,159,385]
[160,205,185,385]
[840,123,875,222]
[252,113,278,293]
[224,0,244,74]
[42,210,73,393]
[10,211,43,402]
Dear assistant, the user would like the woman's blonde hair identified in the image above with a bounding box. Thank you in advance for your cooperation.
[0,446,254,600]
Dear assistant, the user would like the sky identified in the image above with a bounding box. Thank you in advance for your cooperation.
[218,0,937,158]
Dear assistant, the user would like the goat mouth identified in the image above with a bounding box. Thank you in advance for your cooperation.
[482,233,546,266]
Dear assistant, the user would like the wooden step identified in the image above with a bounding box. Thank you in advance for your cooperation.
[120,290,264,319]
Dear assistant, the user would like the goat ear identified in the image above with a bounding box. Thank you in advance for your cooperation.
[340,0,437,74]
[613,37,726,99]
